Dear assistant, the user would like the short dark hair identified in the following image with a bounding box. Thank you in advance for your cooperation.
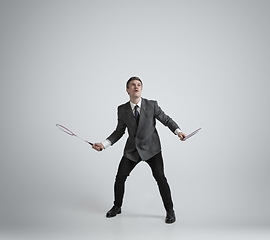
[126,76,143,89]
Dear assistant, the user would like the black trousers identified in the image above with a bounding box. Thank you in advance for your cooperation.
[113,151,174,211]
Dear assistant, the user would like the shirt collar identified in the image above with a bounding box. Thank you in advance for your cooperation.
[130,98,142,110]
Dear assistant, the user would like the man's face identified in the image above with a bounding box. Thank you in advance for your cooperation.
[126,80,142,98]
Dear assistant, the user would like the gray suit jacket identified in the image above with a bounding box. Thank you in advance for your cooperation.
[107,98,180,162]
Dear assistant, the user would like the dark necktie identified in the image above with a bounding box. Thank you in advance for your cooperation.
[134,105,139,125]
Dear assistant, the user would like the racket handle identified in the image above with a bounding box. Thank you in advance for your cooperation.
[89,142,103,151]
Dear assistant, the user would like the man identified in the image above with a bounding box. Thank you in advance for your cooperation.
[92,76,186,224]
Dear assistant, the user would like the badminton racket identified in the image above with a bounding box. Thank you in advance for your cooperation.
[56,124,102,151]
[182,128,201,141]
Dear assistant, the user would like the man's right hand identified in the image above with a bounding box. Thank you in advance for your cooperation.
[92,143,104,152]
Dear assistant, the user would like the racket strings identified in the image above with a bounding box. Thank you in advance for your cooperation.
[56,124,93,145]
[56,124,76,136]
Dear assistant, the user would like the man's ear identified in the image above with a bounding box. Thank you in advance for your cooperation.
[126,88,130,95]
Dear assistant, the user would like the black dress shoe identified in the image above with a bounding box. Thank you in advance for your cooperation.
[106,206,121,218]
[165,209,176,224]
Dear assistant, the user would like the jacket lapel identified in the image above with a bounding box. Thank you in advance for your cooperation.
[124,99,148,134]
[137,98,147,134]
[124,101,138,130]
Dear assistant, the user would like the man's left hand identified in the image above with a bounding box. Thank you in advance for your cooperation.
[178,132,186,141]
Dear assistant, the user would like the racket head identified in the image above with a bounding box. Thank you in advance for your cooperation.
[56,124,98,149]
[56,124,76,136]
[183,128,201,141]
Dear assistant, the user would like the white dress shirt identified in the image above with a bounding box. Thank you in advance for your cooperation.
[129,98,142,115]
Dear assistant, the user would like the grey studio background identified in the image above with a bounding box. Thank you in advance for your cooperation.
[0,0,270,239]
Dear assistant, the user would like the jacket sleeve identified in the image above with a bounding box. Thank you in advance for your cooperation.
[106,106,126,145]
[153,101,180,133]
